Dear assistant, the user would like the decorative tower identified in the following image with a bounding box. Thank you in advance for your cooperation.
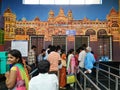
[48,10,54,22]
[58,8,65,17]
[106,7,119,36]
[67,10,73,20]
[3,8,16,41]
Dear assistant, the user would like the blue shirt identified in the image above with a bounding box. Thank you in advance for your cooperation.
[84,52,95,70]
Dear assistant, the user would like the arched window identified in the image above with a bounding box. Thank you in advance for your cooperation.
[97,29,107,36]
[85,29,96,35]
[15,28,25,35]
[27,28,36,35]
[111,23,119,27]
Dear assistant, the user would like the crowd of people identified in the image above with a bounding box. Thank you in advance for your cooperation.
[5,44,96,90]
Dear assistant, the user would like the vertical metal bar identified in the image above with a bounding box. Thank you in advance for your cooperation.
[65,36,68,54]
[84,77,86,90]
[119,64,120,76]
[118,64,120,87]
[57,69,60,90]
[115,77,118,90]
[108,66,110,89]
[110,36,112,60]
[96,62,99,86]
[74,36,75,52]
[88,36,90,46]
[75,73,77,90]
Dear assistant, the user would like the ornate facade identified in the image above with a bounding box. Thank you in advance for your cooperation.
[3,7,120,61]
[3,8,120,41]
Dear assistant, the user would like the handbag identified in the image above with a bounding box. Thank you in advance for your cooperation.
[67,74,76,84]
[12,66,26,90]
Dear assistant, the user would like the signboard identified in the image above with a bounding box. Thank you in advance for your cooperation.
[11,40,28,57]
[66,30,76,35]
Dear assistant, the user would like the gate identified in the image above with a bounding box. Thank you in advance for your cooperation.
[30,35,44,55]
[75,35,89,50]
[97,35,112,61]
[52,35,89,53]
[52,35,66,51]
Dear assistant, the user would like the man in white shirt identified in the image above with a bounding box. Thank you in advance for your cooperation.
[78,47,86,70]
[29,60,58,90]
[78,46,86,85]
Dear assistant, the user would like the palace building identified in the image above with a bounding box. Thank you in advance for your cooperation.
[3,7,120,61]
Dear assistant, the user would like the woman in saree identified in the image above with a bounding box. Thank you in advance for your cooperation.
[59,49,67,89]
[5,49,29,90]
[67,49,76,75]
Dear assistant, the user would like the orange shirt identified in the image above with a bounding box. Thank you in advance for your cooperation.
[47,51,60,71]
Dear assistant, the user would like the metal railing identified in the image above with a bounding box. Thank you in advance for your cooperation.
[74,69,101,90]
[94,62,120,90]
[97,62,120,76]
[29,62,120,90]
[29,68,38,78]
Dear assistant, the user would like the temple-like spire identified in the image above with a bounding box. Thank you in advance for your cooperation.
[4,7,12,13]
[58,8,65,17]
[49,10,54,18]
[67,10,73,20]
[109,7,118,15]
[34,16,40,21]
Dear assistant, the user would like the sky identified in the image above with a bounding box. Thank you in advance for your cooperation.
[1,0,119,21]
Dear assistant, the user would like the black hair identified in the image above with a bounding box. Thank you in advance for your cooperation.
[91,51,94,54]
[76,48,80,53]
[69,49,74,54]
[48,44,52,48]
[31,45,37,49]
[56,45,61,51]
[79,46,84,51]
[37,60,50,73]
[8,49,23,64]
[82,44,87,50]
[47,50,51,54]
[41,49,46,53]
[50,45,56,52]
[61,49,65,54]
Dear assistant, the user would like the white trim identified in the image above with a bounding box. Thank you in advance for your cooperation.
[23,0,102,5]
